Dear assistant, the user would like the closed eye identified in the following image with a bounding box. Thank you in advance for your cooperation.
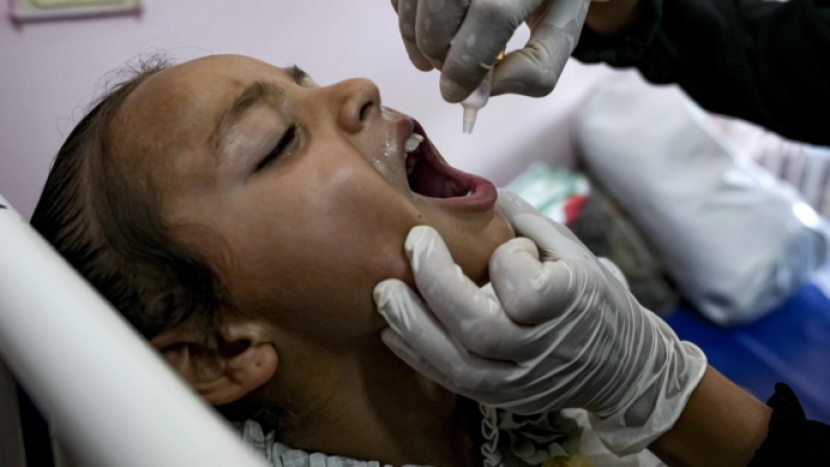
[256,125,296,172]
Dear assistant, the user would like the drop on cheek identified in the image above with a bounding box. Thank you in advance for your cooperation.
[379,118,399,160]
[384,138,397,159]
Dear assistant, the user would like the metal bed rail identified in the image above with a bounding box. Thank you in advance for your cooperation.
[0,193,267,467]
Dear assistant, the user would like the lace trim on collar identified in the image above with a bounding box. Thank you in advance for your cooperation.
[235,405,581,467]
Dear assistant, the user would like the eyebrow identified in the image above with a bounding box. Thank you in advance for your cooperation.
[209,66,310,151]
[210,81,273,151]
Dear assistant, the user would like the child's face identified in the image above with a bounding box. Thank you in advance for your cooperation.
[112,55,513,345]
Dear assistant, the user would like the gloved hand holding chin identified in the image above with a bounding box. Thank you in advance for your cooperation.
[373,189,707,455]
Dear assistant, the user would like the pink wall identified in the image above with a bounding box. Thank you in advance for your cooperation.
[0,0,614,220]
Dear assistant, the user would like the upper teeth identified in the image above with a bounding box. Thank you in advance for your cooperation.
[404,133,424,153]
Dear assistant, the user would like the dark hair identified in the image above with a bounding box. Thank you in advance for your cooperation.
[29,56,292,435]
[30,55,230,341]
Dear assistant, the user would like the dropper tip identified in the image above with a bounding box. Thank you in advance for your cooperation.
[463,119,475,134]
[462,106,478,134]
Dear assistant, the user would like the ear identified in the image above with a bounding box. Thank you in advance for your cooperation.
[150,321,278,406]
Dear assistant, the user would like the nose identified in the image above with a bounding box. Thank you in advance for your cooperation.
[329,78,381,133]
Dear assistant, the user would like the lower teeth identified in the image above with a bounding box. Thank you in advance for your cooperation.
[465,190,473,197]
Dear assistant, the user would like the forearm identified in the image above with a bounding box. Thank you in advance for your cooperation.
[648,365,771,467]
[576,0,830,145]
[584,0,640,37]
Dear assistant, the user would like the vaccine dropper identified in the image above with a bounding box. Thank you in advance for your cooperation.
[461,50,504,134]
[459,0,593,134]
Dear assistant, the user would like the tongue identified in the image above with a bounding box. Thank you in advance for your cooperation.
[409,160,468,198]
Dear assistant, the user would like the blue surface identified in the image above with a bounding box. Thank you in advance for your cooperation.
[665,283,830,424]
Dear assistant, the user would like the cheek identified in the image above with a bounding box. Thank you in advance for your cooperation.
[217,155,420,340]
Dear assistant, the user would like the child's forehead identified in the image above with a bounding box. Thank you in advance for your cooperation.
[115,57,282,150]
[139,55,291,97]
[128,57,297,127]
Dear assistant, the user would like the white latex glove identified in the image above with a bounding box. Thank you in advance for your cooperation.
[390,0,592,102]
[373,189,707,455]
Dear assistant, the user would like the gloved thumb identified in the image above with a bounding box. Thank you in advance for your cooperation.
[492,0,591,97]
[496,189,594,262]
[491,42,568,98]
[496,188,543,222]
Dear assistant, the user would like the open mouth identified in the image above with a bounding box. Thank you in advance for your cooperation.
[405,133,470,198]
[401,122,497,210]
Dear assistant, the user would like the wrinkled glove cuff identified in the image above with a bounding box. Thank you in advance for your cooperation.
[589,336,707,456]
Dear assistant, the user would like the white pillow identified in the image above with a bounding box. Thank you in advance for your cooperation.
[572,73,829,325]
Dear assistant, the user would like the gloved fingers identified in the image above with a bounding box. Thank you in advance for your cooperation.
[490,50,552,98]
[404,226,529,360]
[439,0,543,102]
[492,0,589,96]
[496,189,592,262]
[373,279,437,349]
[490,237,582,324]
[415,0,469,67]
[496,189,575,239]
[381,330,459,391]
[496,188,559,233]
[375,281,517,394]
[381,327,518,400]
[490,31,568,97]
[396,0,434,71]
[381,328,459,391]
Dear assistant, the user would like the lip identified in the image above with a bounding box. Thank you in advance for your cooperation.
[396,117,498,212]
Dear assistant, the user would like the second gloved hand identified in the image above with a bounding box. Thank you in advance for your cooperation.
[373,189,707,455]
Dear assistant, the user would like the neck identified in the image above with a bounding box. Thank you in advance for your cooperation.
[271,336,483,467]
